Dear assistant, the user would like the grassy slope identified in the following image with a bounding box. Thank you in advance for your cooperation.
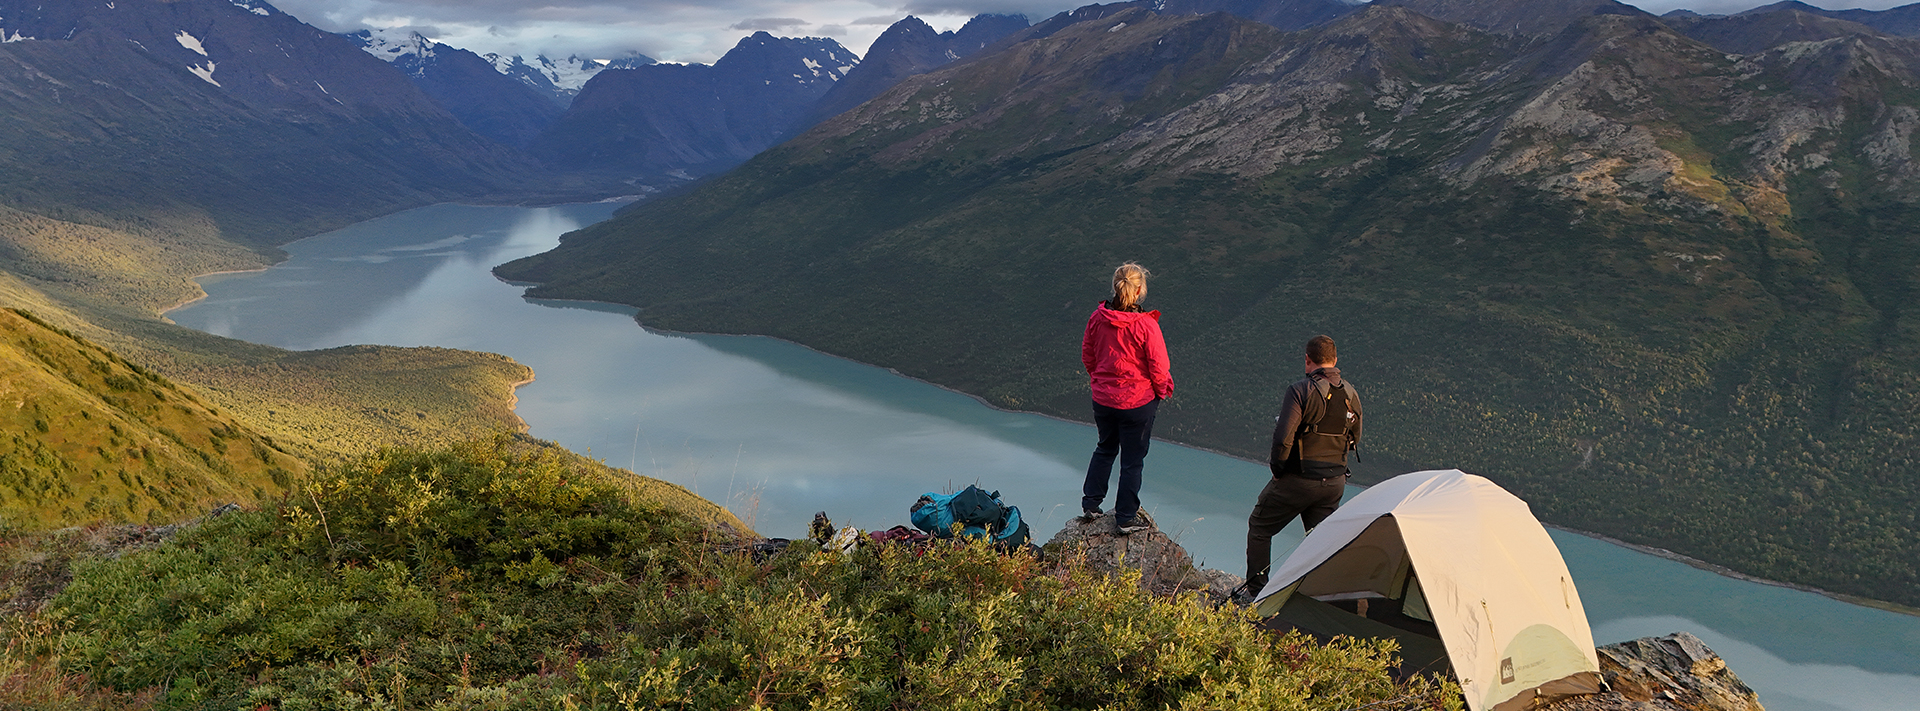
[498,13,1920,605]
[0,308,302,528]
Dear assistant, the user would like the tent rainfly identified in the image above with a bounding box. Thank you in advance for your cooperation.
[1251,469,1604,711]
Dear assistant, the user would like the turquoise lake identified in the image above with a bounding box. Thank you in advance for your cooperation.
[167,202,1920,710]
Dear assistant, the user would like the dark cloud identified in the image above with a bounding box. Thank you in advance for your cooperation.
[730,17,809,31]
[852,15,906,25]
[816,24,850,36]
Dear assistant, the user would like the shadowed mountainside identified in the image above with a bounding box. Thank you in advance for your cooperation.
[0,0,541,253]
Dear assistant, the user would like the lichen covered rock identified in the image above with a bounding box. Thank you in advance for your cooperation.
[1547,632,1764,711]
[1041,511,1230,596]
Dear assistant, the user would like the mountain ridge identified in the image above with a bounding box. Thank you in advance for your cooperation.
[808,14,1031,125]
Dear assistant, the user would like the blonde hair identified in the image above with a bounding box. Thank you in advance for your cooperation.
[1110,263,1149,310]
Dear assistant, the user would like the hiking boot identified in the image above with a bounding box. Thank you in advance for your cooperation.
[1228,581,1263,607]
[1116,512,1152,535]
[1079,507,1103,521]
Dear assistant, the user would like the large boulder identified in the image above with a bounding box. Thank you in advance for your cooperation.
[1041,512,1242,599]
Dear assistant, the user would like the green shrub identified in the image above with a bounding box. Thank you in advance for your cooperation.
[44,439,1457,710]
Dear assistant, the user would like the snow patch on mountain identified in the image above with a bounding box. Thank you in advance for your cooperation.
[228,0,277,16]
[481,52,653,103]
[822,48,857,78]
[189,61,220,86]
[2,29,36,43]
[175,30,208,56]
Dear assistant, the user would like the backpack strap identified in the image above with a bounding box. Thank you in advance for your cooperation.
[1297,373,1330,436]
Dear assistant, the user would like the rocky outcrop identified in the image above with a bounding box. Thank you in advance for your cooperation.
[1547,633,1765,711]
[1041,512,1243,600]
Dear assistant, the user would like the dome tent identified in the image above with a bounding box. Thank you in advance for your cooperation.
[1251,469,1603,711]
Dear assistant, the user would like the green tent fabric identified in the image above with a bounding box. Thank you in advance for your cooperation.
[1264,592,1451,678]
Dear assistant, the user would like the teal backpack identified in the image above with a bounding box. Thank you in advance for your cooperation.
[910,485,1030,547]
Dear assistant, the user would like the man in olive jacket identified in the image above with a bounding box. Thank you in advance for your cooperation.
[1243,335,1362,596]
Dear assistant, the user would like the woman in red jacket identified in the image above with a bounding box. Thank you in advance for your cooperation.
[1080,262,1173,535]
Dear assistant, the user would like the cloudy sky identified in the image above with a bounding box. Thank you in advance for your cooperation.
[268,0,1920,64]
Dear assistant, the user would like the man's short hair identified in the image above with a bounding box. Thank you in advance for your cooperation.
[1305,335,1337,365]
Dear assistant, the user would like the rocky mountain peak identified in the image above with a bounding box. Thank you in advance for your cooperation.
[809,13,1030,124]
[532,33,859,177]
[877,15,941,45]
[713,32,857,86]
[343,28,437,74]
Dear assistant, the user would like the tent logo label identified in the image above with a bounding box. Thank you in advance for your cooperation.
[1500,658,1515,683]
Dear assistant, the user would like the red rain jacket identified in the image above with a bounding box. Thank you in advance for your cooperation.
[1082,302,1174,410]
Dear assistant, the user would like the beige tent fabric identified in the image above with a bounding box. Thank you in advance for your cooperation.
[1251,469,1603,711]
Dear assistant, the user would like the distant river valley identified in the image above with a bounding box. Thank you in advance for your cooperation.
[167,202,1920,711]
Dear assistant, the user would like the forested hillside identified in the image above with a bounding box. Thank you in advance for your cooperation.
[499,3,1920,607]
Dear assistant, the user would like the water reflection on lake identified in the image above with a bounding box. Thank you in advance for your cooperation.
[168,203,1920,711]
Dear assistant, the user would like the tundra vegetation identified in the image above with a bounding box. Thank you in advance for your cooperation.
[2,437,1456,710]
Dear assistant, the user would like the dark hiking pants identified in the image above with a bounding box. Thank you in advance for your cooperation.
[1082,398,1159,525]
[1245,473,1347,587]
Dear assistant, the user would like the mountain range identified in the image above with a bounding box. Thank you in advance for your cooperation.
[484,51,657,105]
[529,32,865,178]
[344,28,567,149]
[497,0,1920,607]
